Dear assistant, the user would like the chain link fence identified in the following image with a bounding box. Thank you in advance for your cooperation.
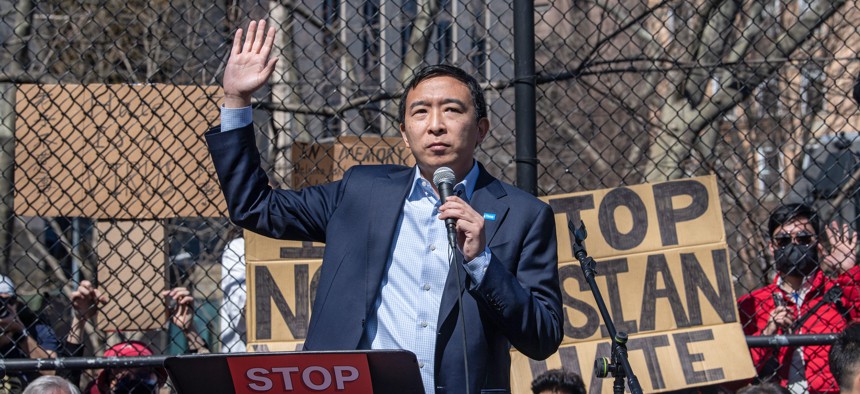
[0,0,859,392]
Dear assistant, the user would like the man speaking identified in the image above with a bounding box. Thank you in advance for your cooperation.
[206,19,564,394]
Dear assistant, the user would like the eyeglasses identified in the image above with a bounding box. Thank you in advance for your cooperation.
[772,231,817,248]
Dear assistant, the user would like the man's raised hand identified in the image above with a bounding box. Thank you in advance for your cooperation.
[223,19,278,108]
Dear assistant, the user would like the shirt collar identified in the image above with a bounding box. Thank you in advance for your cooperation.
[408,161,480,202]
[776,273,816,305]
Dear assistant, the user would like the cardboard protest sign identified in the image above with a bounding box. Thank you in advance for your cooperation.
[15,84,224,219]
[246,259,323,343]
[245,231,326,261]
[533,176,754,392]
[96,220,166,331]
[511,324,752,393]
[247,341,305,353]
[545,177,725,261]
[556,245,736,342]
[291,135,415,188]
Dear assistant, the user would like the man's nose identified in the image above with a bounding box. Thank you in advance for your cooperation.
[428,109,445,134]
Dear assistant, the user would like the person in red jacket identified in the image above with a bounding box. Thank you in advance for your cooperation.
[739,203,857,394]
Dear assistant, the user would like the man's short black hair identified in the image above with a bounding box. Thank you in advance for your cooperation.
[530,369,586,394]
[767,203,821,237]
[830,322,860,392]
[736,382,791,394]
[398,64,488,123]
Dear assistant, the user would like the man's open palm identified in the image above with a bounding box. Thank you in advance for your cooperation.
[223,19,278,107]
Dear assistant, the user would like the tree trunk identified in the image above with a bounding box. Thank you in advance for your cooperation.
[0,0,31,274]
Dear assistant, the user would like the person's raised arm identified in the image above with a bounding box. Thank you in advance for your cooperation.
[223,19,278,108]
[66,280,107,348]
[162,287,210,354]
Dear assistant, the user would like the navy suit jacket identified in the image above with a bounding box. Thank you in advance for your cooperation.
[207,125,563,393]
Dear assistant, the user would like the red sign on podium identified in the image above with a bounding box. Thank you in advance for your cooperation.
[165,350,421,394]
[227,353,373,393]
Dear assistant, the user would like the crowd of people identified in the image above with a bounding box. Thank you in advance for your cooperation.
[0,274,209,394]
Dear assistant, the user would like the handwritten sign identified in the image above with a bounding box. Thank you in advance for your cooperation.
[291,135,414,188]
[512,324,753,393]
[15,84,224,219]
[524,176,754,392]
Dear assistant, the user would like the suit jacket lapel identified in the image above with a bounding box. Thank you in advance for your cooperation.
[365,167,413,316]
[437,166,509,326]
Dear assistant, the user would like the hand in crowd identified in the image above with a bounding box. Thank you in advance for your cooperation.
[222,19,278,108]
[161,287,209,353]
[70,280,108,321]
[162,287,195,333]
[822,221,858,275]
[0,299,25,347]
[763,305,795,336]
[66,280,109,346]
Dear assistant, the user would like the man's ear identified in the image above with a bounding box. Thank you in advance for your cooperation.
[400,123,411,149]
[476,117,489,146]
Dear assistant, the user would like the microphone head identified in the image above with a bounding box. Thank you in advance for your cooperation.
[433,167,456,186]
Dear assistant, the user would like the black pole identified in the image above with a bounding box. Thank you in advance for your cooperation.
[0,356,168,372]
[745,334,840,347]
[513,0,537,195]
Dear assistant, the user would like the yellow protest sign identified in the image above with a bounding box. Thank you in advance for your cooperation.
[246,259,322,343]
[534,175,754,392]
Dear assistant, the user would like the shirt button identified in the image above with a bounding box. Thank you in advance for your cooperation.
[429,245,436,251]
[419,362,425,368]
[421,321,428,328]
[423,284,431,291]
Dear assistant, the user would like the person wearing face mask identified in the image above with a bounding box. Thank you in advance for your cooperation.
[738,203,858,394]
[85,342,167,394]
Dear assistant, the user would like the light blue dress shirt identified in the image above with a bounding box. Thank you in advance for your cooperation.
[360,164,490,394]
[220,107,491,394]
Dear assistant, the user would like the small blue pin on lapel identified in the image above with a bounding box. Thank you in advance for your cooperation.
[483,213,496,221]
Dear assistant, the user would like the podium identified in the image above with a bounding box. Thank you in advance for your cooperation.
[164,350,423,394]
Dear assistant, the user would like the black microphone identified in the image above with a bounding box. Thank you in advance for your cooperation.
[433,167,458,247]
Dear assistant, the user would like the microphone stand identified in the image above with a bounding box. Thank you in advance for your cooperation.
[569,220,643,394]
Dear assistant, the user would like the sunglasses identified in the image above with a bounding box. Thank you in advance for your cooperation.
[772,231,816,248]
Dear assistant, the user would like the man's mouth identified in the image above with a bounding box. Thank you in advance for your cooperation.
[427,142,449,152]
